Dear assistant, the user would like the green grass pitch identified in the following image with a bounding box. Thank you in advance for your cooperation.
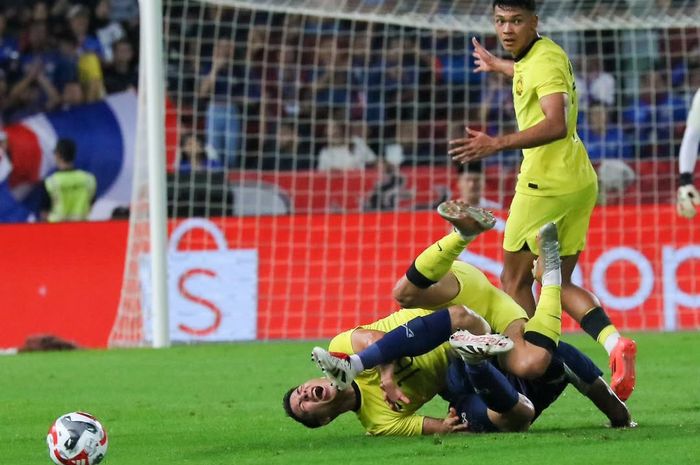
[1,332,699,465]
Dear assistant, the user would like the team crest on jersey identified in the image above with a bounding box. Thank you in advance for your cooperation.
[515,76,524,96]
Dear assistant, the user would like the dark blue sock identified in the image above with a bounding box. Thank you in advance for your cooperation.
[451,394,499,433]
[464,361,520,413]
[357,309,452,368]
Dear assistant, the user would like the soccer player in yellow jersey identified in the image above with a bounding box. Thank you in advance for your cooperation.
[447,0,636,400]
[284,201,570,433]
[284,307,528,435]
[283,305,632,435]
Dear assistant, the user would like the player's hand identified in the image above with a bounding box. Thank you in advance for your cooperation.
[472,37,497,73]
[442,407,468,433]
[677,184,700,218]
[448,127,501,163]
[380,379,411,411]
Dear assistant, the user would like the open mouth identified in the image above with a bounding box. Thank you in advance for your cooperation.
[313,386,324,400]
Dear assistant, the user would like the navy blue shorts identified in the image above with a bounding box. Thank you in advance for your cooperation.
[443,341,603,432]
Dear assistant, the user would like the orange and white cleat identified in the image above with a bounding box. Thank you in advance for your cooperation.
[609,337,637,401]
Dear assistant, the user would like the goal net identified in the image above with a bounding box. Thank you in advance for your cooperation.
[110,0,700,346]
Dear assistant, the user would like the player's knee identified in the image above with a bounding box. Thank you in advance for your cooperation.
[524,357,549,380]
[392,278,418,308]
[507,354,549,380]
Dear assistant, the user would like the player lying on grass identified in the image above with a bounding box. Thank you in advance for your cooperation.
[321,200,567,385]
[284,201,632,434]
[283,306,632,435]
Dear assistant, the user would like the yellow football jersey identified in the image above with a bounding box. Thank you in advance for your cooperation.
[512,36,597,196]
[328,309,451,436]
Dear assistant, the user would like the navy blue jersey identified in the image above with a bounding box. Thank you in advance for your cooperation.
[443,341,603,432]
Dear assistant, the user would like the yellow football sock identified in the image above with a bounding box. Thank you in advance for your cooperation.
[524,285,562,346]
[579,306,620,354]
[597,324,618,345]
[413,232,469,282]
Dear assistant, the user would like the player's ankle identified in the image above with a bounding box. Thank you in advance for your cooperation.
[349,354,364,372]
[541,270,561,287]
[603,333,621,355]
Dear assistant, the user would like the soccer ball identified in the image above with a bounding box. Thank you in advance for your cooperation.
[47,412,108,465]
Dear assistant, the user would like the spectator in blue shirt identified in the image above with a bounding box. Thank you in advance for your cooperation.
[580,103,633,161]
[198,38,245,167]
[623,70,687,157]
[19,21,61,87]
[178,133,222,172]
[305,35,354,117]
[67,4,104,59]
[54,32,80,92]
[0,11,20,75]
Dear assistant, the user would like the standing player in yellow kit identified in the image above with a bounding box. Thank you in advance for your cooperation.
[448,0,636,400]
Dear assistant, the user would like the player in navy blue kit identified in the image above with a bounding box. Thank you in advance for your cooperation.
[444,340,633,432]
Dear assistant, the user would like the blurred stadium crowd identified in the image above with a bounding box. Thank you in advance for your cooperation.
[0,0,139,127]
[0,2,698,221]
[164,5,699,171]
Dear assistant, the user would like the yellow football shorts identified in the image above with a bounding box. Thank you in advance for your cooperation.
[503,182,597,256]
[444,261,528,334]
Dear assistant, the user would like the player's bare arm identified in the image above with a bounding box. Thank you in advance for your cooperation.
[472,37,514,77]
[422,407,469,435]
[378,362,410,410]
[448,92,568,163]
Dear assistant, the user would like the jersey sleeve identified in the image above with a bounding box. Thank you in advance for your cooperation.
[532,53,569,99]
[88,174,97,198]
[679,88,700,174]
[367,414,425,436]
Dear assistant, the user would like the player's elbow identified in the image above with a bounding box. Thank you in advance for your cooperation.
[393,291,410,308]
[550,121,567,140]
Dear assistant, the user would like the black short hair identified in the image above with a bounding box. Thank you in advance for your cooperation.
[282,386,323,429]
[457,161,484,175]
[492,0,536,12]
[55,138,77,163]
